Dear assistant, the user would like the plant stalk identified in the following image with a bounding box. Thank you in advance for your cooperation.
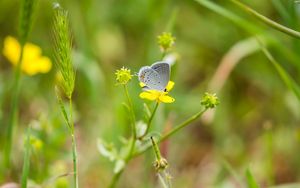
[134,108,207,157]
[69,98,78,188]
[4,44,24,168]
[139,102,159,139]
[160,108,207,142]
[21,127,31,188]
[230,0,300,39]
[108,85,137,188]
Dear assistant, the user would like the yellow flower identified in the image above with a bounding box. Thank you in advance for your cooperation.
[3,36,52,76]
[115,67,132,85]
[139,81,175,103]
[157,32,175,52]
[30,136,43,151]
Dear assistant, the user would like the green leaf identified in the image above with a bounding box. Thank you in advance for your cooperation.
[256,37,300,102]
[19,0,38,45]
[113,160,125,174]
[97,138,118,161]
[245,168,260,188]
[136,121,147,138]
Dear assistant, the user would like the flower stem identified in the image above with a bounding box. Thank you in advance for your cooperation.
[123,85,136,140]
[150,136,162,160]
[109,108,208,187]
[21,127,31,188]
[161,51,167,60]
[134,108,207,157]
[123,85,136,159]
[69,98,78,188]
[158,171,172,188]
[71,133,78,188]
[109,85,137,188]
[139,102,159,139]
[4,44,24,169]
[160,108,207,142]
[108,170,123,188]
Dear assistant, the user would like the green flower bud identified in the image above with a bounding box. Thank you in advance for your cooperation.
[201,92,220,109]
[153,158,169,171]
[157,32,175,52]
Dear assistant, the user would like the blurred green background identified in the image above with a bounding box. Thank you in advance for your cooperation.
[1,0,300,187]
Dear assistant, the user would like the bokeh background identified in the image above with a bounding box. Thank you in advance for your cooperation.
[1,0,300,187]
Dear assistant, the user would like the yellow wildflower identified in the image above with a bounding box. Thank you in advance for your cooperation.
[157,32,175,52]
[115,67,132,85]
[3,36,52,76]
[139,81,175,103]
[30,136,43,151]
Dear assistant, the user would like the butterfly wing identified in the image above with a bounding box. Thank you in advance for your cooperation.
[138,66,164,91]
[151,61,170,90]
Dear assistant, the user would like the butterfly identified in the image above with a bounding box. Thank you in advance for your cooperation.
[138,61,170,91]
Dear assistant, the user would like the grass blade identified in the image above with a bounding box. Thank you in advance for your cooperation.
[271,0,291,24]
[21,127,32,188]
[230,0,300,39]
[194,0,300,100]
[256,37,300,101]
[194,0,300,69]
[245,168,260,188]
[4,0,38,169]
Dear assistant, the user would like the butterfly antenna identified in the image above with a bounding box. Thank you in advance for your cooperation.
[133,71,139,76]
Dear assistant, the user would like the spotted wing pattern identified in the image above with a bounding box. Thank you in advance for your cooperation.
[138,66,165,91]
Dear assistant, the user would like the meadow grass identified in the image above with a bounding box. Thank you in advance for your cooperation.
[1,0,300,187]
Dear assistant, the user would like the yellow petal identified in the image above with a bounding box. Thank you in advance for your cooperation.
[139,82,146,87]
[159,95,175,103]
[139,91,158,101]
[22,58,40,75]
[166,81,175,92]
[3,36,21,65]
[37,57,52,73]
[23,43,42,61]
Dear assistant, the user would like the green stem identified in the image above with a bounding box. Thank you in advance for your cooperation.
[160,108,207,142]
[123,85,136,140]
[161,51,167,60]
[109,170,123,188]
[150,136,162,160]
[108,85,136,188]
[69,98,78,188]
[21,127,31,188]
[163,171,172,188]
[109,108,208,187]
[230,0,300,39]
[158,172,169,188]
[139,102,159,139]
[123,85,136,159]
[255,37,300,100]
[135,108,207,157]
[4,44,24,168]
[71,133,78,188]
